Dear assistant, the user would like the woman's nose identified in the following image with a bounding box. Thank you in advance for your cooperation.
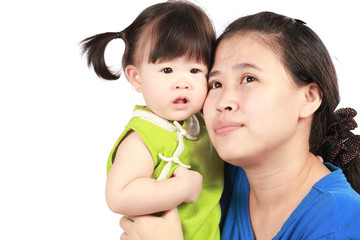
[216,92,239,112]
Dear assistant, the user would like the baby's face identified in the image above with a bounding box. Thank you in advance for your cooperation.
[134,55,208,121]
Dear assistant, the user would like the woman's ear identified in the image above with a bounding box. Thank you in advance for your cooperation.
[125,65,142,92]
[299,83,322,118]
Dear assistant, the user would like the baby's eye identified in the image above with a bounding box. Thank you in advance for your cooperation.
[208,81,222,90]
[242,76,256,83]
[162,68,173,74]
[190,68,200,74]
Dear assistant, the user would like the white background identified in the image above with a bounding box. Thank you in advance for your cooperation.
[1,0,359,239]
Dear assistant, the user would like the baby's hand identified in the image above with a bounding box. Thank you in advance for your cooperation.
[173,167,203,204]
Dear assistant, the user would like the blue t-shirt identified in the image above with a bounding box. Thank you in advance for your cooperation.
[221,162,360,239]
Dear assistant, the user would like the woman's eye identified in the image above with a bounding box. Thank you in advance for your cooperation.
[208,81,222,90]
[190,68,200,74]
[161,68,173,74]
[242,76,256,83]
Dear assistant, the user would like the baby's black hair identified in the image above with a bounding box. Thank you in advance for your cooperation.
[81,1,216,80]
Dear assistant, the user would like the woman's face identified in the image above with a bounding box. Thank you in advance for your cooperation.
[204,34,305,167]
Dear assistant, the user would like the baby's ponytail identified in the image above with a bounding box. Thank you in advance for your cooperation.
[81,32,123,80]
[81,1,216,82]
[319,108,360,193]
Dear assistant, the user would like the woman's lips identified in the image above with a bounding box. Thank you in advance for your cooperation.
[172,96,189,110]
[214,120,244,136]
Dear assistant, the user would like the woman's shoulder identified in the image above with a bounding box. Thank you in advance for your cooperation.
[277,174,360,239]
[295,163,360,239]
[311,163,360,214]
[314,163,360,201]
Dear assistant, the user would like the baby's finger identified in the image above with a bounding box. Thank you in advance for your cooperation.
[120,232,129,240]
[162,207,180,221]
[119,216,134,232]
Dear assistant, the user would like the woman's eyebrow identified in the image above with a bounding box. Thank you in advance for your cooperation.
[233,63,263,72]
[207,63,263,79]
[207,71,220,79]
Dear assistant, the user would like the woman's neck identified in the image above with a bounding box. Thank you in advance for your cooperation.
[246,152,330,240]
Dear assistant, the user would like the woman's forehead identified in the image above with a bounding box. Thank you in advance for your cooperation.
[210,33,289,82]
[214,34,279,66]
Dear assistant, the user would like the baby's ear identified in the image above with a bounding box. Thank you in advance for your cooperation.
[299,83,322,118]
[125,65,142,92]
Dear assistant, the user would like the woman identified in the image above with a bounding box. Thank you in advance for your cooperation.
[120,11,360,240]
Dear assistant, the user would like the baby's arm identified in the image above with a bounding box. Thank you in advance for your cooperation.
[105,131,203,216]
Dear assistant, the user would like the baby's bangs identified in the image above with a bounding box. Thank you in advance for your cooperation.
[147,7,214,67]
[149,31,208,64]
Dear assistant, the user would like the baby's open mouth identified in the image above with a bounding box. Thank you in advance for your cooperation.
[172,97,189,110]
[173,97,188,104]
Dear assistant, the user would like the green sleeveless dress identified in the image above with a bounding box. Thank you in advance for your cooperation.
[107,105,223,239]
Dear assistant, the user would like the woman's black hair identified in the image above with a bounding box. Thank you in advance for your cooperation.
[218,11,360,193]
